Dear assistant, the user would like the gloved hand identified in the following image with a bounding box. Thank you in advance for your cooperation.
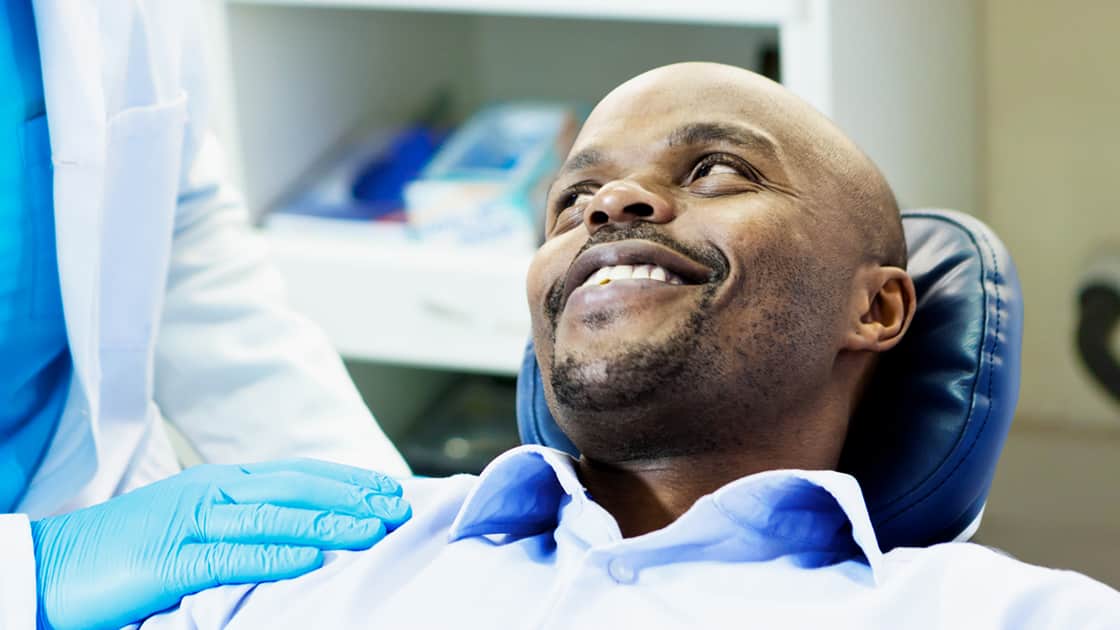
[30,458,412,630]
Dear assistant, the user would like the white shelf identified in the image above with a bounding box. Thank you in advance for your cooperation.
[263,221,533,375]
[229,0,805,27]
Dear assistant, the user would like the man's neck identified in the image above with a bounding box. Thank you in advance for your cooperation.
[576,445,841,538]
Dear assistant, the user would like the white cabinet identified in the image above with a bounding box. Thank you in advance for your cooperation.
[205,0,978,377]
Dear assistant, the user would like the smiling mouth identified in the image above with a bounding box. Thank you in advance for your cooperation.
[579,264,686,288]
[559,239,716,312]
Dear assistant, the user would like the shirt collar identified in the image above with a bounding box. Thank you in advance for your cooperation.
[448,445,581,540]
[448,445,884,582]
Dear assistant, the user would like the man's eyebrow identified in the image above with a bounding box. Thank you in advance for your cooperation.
[557,122,783,176]
[666,122,780,157]
[559,147,605,174]
[670,121,797,195]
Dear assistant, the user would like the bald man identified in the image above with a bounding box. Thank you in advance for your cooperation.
[132,64,1120,629]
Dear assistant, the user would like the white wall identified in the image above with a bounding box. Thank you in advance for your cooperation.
[983,0,1120,428]
[828,0,979,215]
[981,426,1120,587]
[473,15,775,105]
[976,0,1120,590]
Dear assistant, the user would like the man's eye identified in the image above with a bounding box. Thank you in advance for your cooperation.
[686,154,766,198]
[693,160,740,179]
[560,192,584,208]
[689,154,751,181]
[549,185,596,234]
[554,185,596,213]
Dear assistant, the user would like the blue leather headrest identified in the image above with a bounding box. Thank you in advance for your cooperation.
[516,209,1023,551]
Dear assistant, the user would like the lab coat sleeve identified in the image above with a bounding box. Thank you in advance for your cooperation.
[0,513,36,630]
[151,131,410,476]
[150,127,411,475]
[150,4,407,475]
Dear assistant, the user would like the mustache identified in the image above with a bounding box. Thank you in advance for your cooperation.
[544,223,730,326]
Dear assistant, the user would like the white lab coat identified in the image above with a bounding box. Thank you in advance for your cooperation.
[0,3,409,626]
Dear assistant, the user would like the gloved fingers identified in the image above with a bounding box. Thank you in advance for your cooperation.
[217,471,412,523]
[178,542,323,591]
[238,459,402,496]
[200,504,389,548]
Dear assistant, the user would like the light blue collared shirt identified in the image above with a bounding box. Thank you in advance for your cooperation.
[136,445,1120,629]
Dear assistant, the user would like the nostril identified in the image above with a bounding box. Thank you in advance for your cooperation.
[626,203,654,218]
[589,210,610,224]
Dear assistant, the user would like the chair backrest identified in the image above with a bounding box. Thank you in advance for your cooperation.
[516,209,1024,551]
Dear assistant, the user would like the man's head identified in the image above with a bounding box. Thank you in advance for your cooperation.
[526,62,915,472]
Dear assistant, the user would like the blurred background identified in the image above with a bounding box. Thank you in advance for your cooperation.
[196,0,1119,586]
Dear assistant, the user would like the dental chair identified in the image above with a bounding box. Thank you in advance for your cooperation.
[516,209,1024,552]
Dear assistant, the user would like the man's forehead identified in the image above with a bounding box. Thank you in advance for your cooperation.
[563,73,792,170]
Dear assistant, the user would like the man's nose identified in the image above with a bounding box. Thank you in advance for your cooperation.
[584,180,676,234]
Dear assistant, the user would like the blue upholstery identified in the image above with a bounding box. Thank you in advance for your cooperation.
[516,209,1023,551]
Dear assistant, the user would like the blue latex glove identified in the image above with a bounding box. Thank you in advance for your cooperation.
[29,459,412,630]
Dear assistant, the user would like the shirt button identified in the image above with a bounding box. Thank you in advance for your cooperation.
[607,558,638,584]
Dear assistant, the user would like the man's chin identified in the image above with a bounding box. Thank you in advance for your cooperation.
[550,354,657,415]
[546,286,716,411]
[548,332,692,414]
[546,334,722,462]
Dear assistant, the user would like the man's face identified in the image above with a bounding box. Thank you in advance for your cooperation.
[525,65,860,463]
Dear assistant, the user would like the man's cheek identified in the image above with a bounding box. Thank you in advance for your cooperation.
[525,259,547,309]
[525,239,568,305]
[525,257,560,361]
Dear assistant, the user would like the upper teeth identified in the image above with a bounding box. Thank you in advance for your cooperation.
[581,264,683,287]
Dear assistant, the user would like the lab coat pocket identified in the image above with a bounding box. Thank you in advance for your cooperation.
[99,94,188,350]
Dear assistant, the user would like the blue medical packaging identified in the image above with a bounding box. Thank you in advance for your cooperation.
[405,103,580,249]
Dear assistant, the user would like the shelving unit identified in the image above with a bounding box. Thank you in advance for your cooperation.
[266,222,532,375]
[204,0,977,380]
[231,0,801,25]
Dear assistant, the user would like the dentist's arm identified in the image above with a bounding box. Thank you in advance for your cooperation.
[153,134,410,474]
[153,2,408,473]
[16,459,410,630]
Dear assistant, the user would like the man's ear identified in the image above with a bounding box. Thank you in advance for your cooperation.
[843,266,917,353]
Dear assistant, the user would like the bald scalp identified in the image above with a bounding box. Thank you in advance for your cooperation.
[820,143,907,270]
[585,62,907,270]
[791,121,907,269]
